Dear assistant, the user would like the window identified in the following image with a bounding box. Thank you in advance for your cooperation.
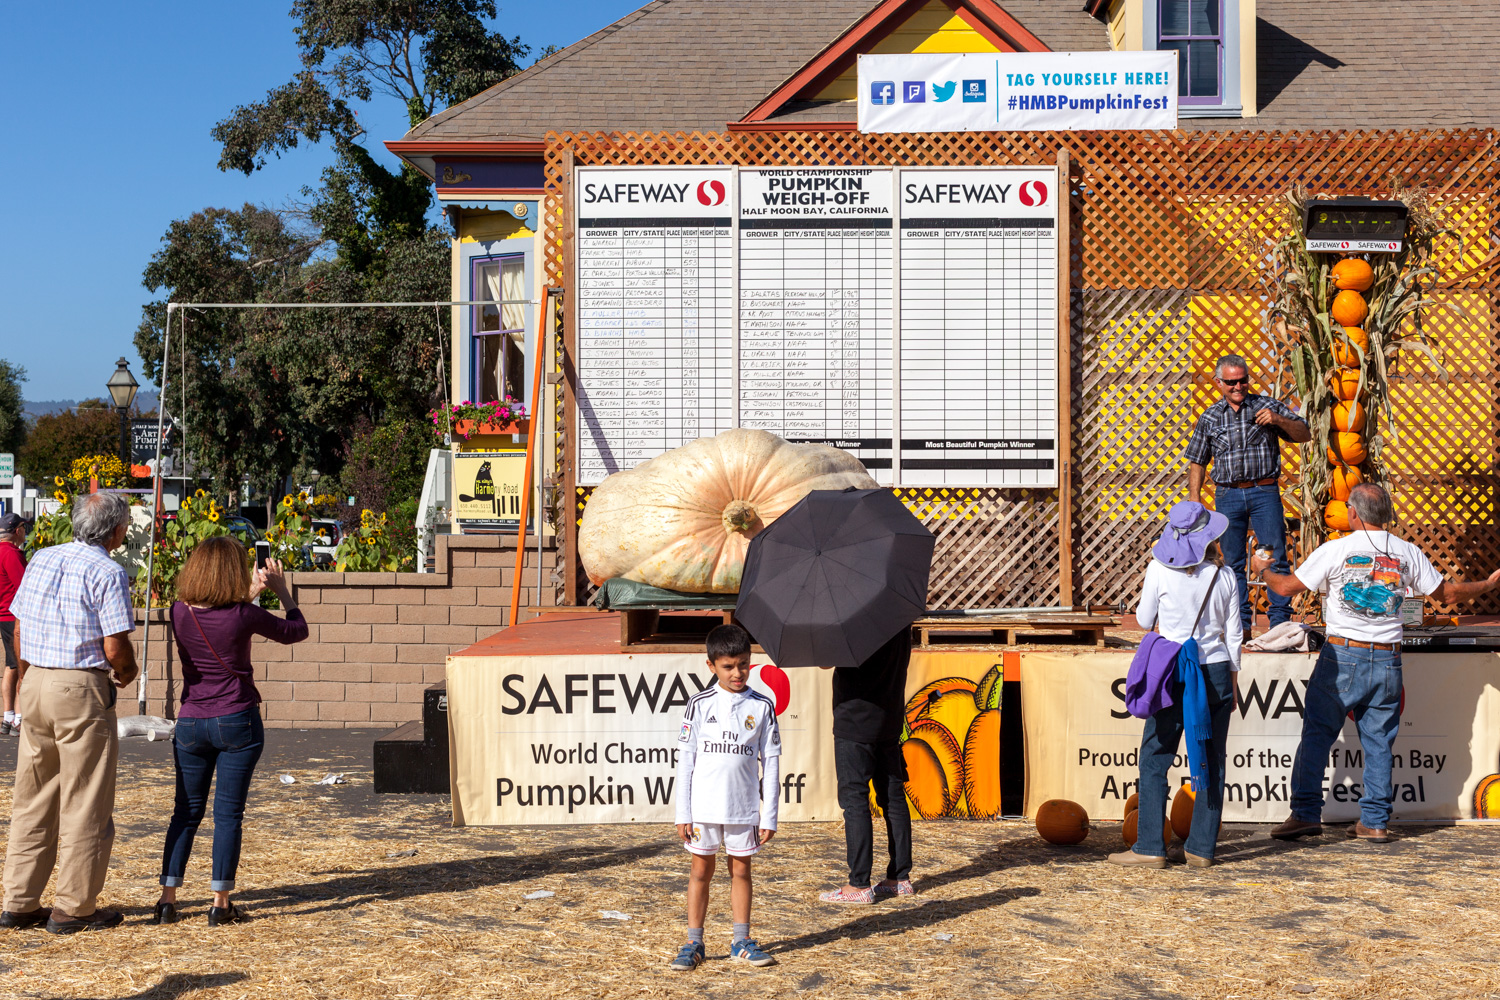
[1158,0,1221,104]
[472,255,527,404]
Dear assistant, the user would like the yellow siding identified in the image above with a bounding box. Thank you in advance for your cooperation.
[1108,0,1126,50]
[815,1,1001,101]
[458,209,534,243]
[1239,0,1257,117]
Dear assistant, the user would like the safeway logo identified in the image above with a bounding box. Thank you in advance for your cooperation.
[696,180,726,206]
[1018,179,1049,207]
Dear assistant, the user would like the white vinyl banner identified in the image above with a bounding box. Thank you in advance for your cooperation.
[858,52,1178,133]
[446,652,840,826]
[1022,650,1500,823]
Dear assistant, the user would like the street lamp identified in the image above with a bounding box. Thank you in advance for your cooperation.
[105,357,140,473]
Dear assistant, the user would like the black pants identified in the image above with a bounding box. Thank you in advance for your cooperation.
[834,737,912,888]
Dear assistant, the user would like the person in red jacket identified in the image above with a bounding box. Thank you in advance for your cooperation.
[0,512,28,737]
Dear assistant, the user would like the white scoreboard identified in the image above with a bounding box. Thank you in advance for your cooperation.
[574,165,1061,488]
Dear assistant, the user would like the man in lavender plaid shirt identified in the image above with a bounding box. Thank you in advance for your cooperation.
[1,493,139,934]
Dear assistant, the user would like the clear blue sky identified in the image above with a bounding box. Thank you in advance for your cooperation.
[0,0,643,404]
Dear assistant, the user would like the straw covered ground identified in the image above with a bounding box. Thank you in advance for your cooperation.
[0,730,1497,1000]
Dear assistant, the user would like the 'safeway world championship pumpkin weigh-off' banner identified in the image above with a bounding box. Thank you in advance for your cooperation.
[445,650,1007,826]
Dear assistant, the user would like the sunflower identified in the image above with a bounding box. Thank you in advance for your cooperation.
[208,511,220,522]
[282,494,295,506]
[54,476,65,487]
[53,490,67,502]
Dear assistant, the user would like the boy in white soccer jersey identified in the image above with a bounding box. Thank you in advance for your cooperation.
[668,624,780,971]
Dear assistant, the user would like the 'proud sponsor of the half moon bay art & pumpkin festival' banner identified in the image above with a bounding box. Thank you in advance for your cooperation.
[1022,651,1500,823]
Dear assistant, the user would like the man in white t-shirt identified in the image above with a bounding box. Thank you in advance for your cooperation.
[1251,484,1499,843]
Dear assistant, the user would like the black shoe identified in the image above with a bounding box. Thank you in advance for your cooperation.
[0,908,51,929]
[207,903,243,926]
[46,908,123,934]
[147,901,178,925]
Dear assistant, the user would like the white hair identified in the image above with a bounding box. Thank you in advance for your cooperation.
[73,493,131,547]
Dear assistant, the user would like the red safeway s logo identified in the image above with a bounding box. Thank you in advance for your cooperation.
[1018,179,1048,207]
[696,180,727,206]
[750,664,791,716]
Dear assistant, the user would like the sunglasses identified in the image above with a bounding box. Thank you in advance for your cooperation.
[1217,377,1251,386]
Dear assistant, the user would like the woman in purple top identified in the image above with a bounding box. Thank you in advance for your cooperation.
[150,536,307,926]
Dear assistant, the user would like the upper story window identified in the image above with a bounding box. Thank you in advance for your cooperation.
[473,254,527,404]
[1158,0,1222,104]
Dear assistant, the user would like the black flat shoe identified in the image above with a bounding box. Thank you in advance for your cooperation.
[0,907,50,929]
[206,903,243,926]
[147,902,178,925]
[46,908,123,934]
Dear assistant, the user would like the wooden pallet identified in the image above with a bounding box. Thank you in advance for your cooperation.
[912,614,1118,649]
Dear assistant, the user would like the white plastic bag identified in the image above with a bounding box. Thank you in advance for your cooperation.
[117,715,175,740]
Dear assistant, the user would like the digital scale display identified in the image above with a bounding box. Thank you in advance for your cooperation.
[1302,197,1408,253]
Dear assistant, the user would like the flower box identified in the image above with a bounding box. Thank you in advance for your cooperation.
[453,417,530,438]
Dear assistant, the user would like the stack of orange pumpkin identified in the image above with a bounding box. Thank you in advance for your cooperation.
[1323,257,1373,535]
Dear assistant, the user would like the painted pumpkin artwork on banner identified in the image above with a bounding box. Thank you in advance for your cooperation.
[897,652,1004,820]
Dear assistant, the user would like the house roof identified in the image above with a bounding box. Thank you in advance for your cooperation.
[395,0,1500,150]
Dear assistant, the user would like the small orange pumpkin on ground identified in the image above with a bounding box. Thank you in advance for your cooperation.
[1328,432,1368,466]
[1124,791,1140,817]
[1325,500,1351,532]
[1332,257,1375,292]
[1170,785,1196,842]
[1330,464,1364,501]
[1331,290,1369,326]
[1035,799,1090,845]
[1330,367,1362,401]
[1122,809,1172,852]
[1332,399,1367,433]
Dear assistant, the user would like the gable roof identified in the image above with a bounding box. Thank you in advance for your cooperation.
[399,0,1107,144]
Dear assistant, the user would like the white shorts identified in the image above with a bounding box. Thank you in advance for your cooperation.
[684,823,761,857]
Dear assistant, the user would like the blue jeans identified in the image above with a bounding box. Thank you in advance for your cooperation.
[1134,660,1234,861]
[1215,482,1292,630]
[159,710,265,892]
[1290,643,1402,829]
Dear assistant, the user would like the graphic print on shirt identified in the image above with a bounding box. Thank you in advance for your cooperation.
[1332,550,1413,619]
[677,686,782,826]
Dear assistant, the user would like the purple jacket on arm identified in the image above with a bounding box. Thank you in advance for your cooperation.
[171,601,309,719]
[1123,631,1181,719]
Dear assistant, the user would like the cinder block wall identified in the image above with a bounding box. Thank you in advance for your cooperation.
[122,534,557,728]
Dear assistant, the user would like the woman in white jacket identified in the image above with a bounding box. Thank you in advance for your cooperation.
[1109,500,1243,869]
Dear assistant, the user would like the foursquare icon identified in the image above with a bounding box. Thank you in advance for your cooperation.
[962,79,986,103]
[904,81,926,103]
[870,81,895,105]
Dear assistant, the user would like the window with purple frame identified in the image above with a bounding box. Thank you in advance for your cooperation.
[472,254,526,405]
[1158,0,1222,103]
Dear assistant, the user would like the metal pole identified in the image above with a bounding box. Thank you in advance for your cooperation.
[117,408,129,470]
[139,303,174,715]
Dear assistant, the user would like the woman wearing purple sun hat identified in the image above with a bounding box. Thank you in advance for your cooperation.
[1108,500,1243,870]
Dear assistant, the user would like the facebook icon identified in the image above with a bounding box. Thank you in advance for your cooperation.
[962,79,986,103]
[904,81,926,103]
[870,80,895,105]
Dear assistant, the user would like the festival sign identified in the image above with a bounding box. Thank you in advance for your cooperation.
[452,449,528,531]
[447,652,838,826]
[858,51,1177,133]
[1021,650,1500,823]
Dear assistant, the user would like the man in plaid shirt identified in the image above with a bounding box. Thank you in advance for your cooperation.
[1186,355,1310,632]
[1,493,138,935]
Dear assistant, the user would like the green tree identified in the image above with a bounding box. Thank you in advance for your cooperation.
[0,360,25,456]
[16,399,142,486]
[212,1,527,269]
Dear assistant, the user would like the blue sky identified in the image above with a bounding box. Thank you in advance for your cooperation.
[0,0,643,404]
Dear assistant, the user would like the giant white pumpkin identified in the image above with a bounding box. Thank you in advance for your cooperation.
[578,429,878,593]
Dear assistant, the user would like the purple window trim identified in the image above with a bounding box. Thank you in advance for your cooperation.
[1158,0,1224,106]
[470,252,527,337]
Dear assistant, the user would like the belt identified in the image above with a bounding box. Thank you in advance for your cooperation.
[1327,635,1400,652]
[1217,476,1279,489]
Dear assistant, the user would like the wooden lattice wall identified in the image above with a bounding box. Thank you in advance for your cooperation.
[543,129,1500,613]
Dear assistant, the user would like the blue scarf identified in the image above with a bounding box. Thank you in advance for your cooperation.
[1176,635,1212,792]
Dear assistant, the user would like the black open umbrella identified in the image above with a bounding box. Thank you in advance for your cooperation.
[735,488,934,669]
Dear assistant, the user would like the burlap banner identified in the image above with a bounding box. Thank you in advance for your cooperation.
[1021,650,1500,822]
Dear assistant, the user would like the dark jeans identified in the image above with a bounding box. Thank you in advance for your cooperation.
[160,710,265,892]
[834,737,912,888]
[1134,660,1234,861]
[1290,643,1402,829]
[1215,482,1292,630]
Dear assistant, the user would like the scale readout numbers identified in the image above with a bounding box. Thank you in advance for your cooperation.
[897,167,1059,488]
[574,167,735,486]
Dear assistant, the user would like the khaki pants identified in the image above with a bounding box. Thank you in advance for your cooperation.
[3,668,118,916]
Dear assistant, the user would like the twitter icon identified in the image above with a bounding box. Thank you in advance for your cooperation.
[932,81,957,102]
